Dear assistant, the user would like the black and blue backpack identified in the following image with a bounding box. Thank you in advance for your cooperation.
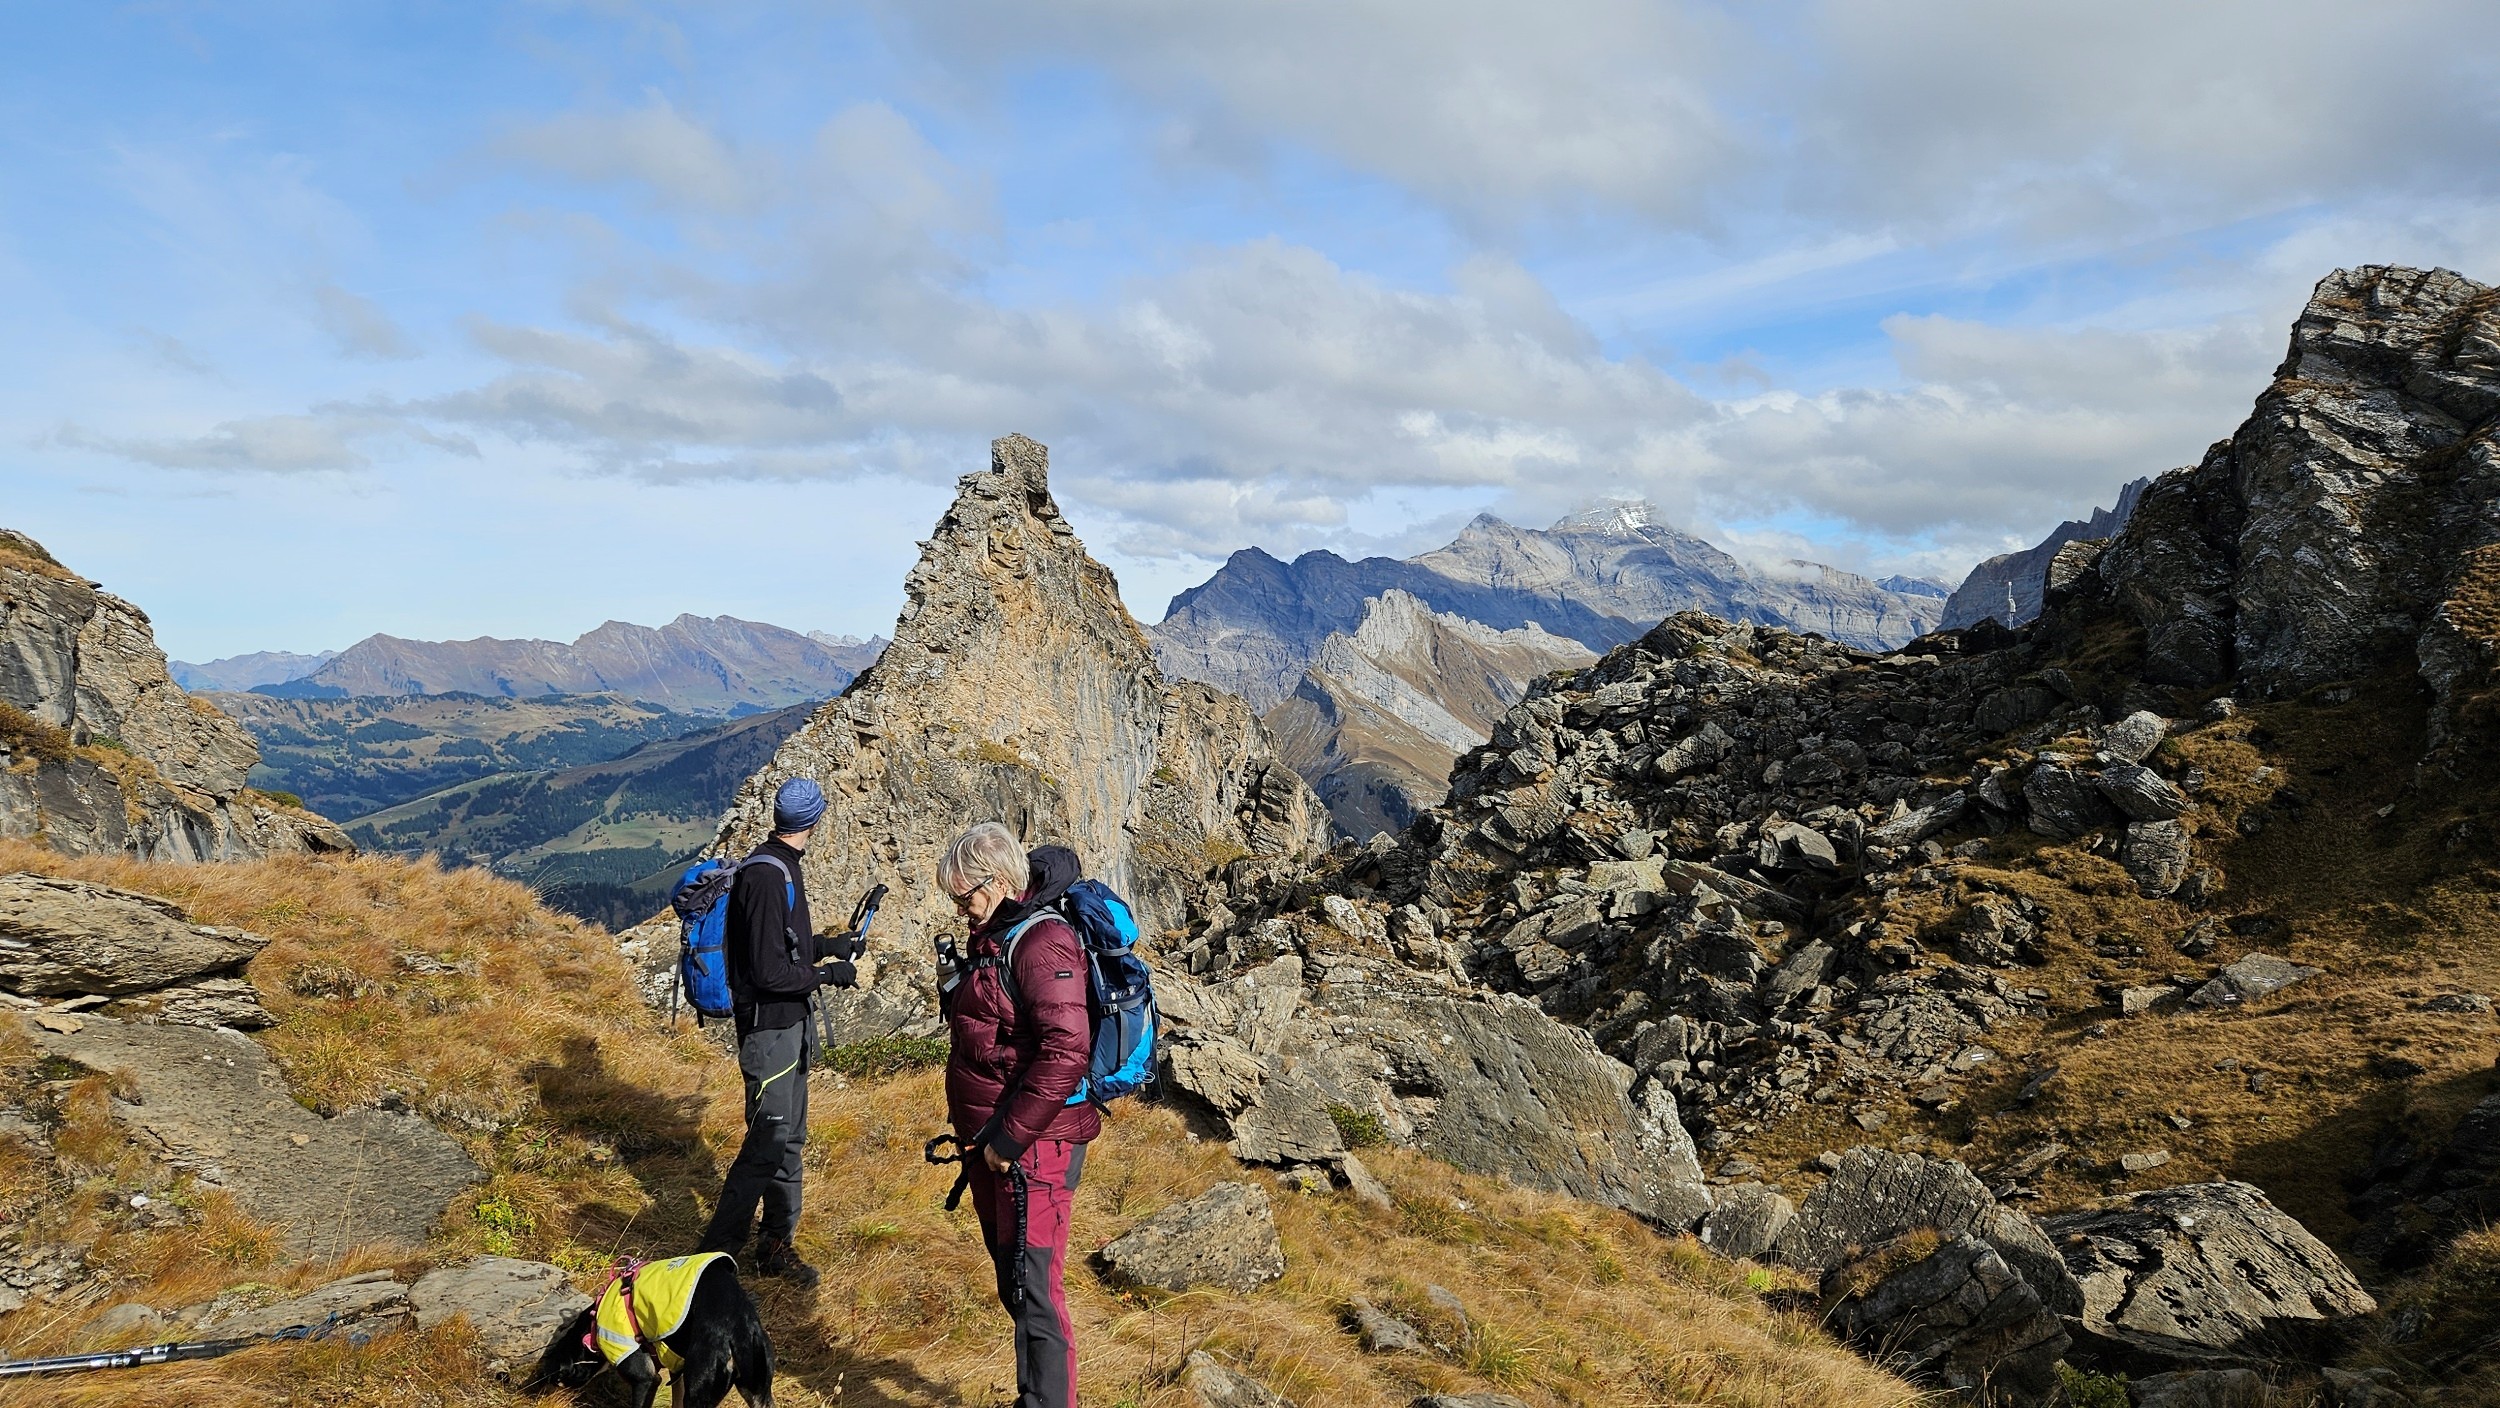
[666,852,794,1024]
[999,879,1159,1105]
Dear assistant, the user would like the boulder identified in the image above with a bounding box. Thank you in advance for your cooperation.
[0,874,266,998]
[2186,954,2322,1009]
[1771,1147,2080,1317]
[1098,1182,1286,1294]
[2025,766,2118,840]
[1187,1351,1299,1408]
[1349,1298,1423,1353]
[2124,820,2194,898]
[2101,711,2171,766]
[1758,822,1840,872]
[1697,1183,1794,1261]
[25,1014,482,1260]
[2042,1181,2375,1368]
[1158,957,1711,1226]
[1867,790,1968,849]
[2099,766,2192,821]
[1821,1233,2067,1405]
[409,1257,591,1374]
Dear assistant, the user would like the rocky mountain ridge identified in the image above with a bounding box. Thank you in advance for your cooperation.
[1181,265,2500,1400]
[167,649,337,693]
[1151,501,1947,711]
[0,529,349,861]
[1940,478,2152,631]
[279,613,865,714]
[679,435,1335,1043]
[1264,589,1593,840]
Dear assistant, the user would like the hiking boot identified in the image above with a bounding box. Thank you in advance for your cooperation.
[754,1236,821,1290]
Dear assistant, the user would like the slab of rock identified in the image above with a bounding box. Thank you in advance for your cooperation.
[2042,1180,2374,1368]
[2186,954,2322,1009]
[410,1257,590,1374]
[1159,959,1711,1227]
[1866,790,1967,849]
[1187,1351,1298,1408]
[0,874,267,997]
[25,1014,482,1259]
[1771,1147,2080,1317]
[2132,1368,2267,1408]
[2100,765,2192,821]
[2117,985,2174,1017]
[187,1269,411,1338]
[1821,1233,2067,1405]
[1098,1182,1285,1294]
[1697,1183,1794,1261]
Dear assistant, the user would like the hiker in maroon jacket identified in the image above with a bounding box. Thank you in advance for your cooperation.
[937,823,1100,1408]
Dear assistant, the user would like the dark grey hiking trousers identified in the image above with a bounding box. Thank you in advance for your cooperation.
[702,1020,812,1250]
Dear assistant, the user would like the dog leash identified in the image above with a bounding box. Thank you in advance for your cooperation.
[923,1130,1032,1308]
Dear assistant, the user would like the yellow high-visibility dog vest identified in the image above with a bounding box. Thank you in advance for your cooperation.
[593,1253,730,1370]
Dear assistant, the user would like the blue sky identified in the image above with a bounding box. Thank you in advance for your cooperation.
[6,2,2498,662]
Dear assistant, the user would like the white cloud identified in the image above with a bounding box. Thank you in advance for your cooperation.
[492,97,762,211]
[315,283,417,360]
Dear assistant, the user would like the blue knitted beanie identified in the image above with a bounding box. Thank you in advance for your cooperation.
[773,778,827,833]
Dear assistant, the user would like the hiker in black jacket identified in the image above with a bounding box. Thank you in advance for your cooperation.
[695,777,862,1289]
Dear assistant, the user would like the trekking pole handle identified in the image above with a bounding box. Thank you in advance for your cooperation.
[850,883,887,937]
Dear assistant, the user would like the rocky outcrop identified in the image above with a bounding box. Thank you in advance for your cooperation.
[1774,1148,2080,1319]
[699,437,1329,1041]
[0,528,351,862]
[1097,1181,1286,1293]
[408,1257,592,1373]
[2351,1090,2500,1269]
[1820,1232,2069,1405]
[1941,479,2150,630]
[1156,945,1712,1226]
[0,873,275,1027]
[290,613,860,713]
[1152,502,1946,712]
[21,1014,482,1259]
[2043,1181,2376,1370]
[1264,590,1594,839]
[2078,267,2500,739]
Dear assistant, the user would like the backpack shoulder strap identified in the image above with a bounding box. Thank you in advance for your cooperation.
[985,907,1064,1008]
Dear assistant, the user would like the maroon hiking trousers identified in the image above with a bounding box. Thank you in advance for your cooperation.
[965,1137,1087,1408]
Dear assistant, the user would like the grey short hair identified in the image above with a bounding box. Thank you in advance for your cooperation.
[939,822,1026,897]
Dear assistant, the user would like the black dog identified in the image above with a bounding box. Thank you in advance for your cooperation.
[530,1254,774,1408]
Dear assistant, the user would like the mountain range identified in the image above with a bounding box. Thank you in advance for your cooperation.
[1262,589,1593,839]
[181,617,885,716]
[1149,502,1948,712]
[345,700,819,929]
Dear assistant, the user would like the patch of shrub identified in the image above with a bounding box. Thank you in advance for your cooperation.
[2057,1363,2129,1408]
[0,701,74,767]
[1326,1103,1389,1149]
[825,1034,952,1080]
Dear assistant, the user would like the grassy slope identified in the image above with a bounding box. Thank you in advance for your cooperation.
[0,840,1911,1408]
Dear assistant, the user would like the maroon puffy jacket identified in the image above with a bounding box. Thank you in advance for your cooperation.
[943,845,1102,1158]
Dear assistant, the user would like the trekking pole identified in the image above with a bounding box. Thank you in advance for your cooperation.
[0,1313,347,1378]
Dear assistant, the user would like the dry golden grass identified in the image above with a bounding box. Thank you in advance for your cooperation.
[0,543,75,583]
[0,840,1914,1407]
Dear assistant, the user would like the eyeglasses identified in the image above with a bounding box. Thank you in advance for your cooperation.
[948,877,991,912]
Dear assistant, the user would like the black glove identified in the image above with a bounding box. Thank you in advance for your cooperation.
[820,930,867,961]
[818,958,858,990]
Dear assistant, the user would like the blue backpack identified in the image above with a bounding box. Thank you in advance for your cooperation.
[1000,879,1159,1105]
[667,853,793,1024]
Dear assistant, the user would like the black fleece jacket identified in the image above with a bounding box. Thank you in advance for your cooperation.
[726,837,854,1036]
